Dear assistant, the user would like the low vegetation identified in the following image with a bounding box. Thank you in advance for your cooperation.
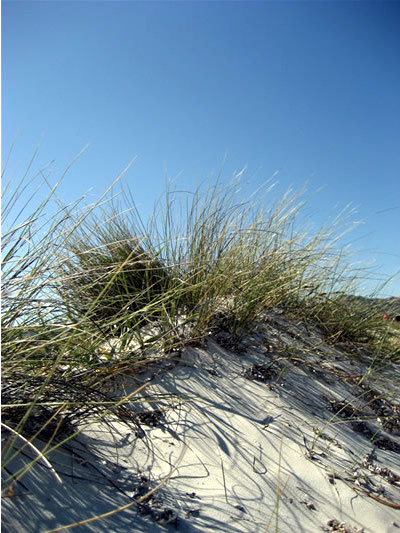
[2,150,398,500]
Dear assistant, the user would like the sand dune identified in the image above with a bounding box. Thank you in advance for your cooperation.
[2,310,399,532]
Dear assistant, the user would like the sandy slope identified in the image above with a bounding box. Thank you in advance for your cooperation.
[2,311,400,533]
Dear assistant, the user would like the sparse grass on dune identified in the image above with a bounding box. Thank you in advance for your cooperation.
[290,291,400,364]
[1,151,398,507]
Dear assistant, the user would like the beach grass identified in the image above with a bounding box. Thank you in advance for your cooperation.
[1,151,398,500]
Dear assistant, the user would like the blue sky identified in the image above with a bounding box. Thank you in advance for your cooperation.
[2,1,399,296]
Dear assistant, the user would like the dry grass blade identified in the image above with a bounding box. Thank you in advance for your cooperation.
[1,422,63,487]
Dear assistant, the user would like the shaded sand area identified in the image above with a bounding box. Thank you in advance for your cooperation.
[2,310,400,532]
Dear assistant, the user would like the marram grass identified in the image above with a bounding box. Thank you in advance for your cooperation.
[1,152,398,501]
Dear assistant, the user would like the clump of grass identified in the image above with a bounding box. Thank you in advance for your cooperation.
[59,224,170,331]
[57,173,379,351]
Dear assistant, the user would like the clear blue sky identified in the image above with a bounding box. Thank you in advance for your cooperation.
[2,1,399,296]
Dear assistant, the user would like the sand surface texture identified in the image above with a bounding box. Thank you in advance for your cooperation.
[2,311,400,532]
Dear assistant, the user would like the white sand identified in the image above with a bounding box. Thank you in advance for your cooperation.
[2,313,400,532]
